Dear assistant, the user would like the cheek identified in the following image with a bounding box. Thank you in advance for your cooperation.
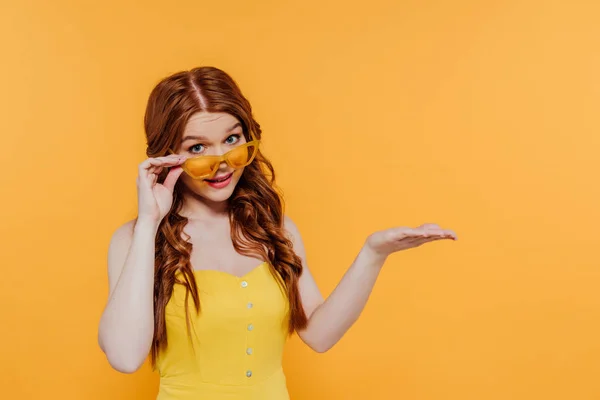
[232,167,244,181]
[180,173,206,193]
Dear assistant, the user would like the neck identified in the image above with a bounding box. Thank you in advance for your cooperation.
[178,190,229,222]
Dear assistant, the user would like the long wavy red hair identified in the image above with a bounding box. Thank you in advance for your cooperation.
[143,67,308,366]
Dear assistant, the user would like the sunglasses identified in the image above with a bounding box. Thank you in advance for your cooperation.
[169,132,260,180]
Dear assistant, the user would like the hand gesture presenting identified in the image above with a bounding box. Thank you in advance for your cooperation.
[365,223,457,260]
[136,154,188,223]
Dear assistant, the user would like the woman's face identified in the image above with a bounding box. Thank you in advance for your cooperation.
[176,112,248,203]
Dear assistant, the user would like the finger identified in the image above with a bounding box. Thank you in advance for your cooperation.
[409,227,431,238]
[390,227,420,240]
[409,236,450,248]
[428,228,457,240]
[425,229,457,240]
[145,167,160,181]
[139,155,186,172]
[391,226,454,241]
[148,165,164,175]
[147,156,186,168]
[421,226,458,239]
[444,229,458,240]
[139,156,186,187]
[420,228,446,238]
[139,173,156,191]
[163,166,185,191]
[417,223,441,230]
[148,157,187,175]
[140,154,179,168]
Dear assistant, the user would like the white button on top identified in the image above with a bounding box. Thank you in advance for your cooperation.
[246,370,252,377]
[247,302,253,309]
[241,281,248,288]
[247,323,254,331]
[246,348,253,355]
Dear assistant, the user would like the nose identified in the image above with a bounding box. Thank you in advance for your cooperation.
[216,159,228,170]
[211,146,231,172]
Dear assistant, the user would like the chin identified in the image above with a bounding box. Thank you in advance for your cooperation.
[201,185,237,203]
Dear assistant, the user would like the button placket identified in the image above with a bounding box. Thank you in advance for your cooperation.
[241,276,254,379]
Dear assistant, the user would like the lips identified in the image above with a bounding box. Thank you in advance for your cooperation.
[205,172,233,183]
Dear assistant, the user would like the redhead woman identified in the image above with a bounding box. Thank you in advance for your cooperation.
[97,66,457,400]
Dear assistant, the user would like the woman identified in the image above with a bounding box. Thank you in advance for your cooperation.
[97,66,457,400]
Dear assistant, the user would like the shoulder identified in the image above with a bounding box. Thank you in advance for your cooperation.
[283,215,303,243]
[109,219,137,249]
[283,215,306,254]
[283,214,299,235]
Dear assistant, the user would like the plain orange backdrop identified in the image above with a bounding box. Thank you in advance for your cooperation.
[1,1,599,399]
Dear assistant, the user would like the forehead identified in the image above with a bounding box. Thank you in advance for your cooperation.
[182,112,241,140]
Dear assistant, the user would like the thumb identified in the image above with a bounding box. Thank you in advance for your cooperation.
[163,166,185,191]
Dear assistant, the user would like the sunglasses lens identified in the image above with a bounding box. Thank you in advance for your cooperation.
[184,157,218,179]
[228,144,258,168]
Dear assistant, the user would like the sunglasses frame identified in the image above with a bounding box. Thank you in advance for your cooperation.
[169,131,261,180]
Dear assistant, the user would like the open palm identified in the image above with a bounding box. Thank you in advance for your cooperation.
[366,223,457,257]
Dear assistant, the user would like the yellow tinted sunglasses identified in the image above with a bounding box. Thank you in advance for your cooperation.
[169,132,261,180]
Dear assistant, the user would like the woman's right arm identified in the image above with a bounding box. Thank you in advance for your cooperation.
[97,217,159,373]
[98,154,187,373]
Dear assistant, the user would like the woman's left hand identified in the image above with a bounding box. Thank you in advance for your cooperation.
[365,223,457,260]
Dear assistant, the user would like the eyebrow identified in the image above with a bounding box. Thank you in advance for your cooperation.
[181,122,243,143]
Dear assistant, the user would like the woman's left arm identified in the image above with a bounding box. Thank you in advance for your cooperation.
[284,216,457,353]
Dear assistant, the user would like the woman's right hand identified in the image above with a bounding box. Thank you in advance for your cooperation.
[136,154,188,223]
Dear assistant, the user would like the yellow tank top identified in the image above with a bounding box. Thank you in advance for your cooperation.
[156,261,291,400]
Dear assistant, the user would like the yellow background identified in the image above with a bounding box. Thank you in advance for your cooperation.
[1,1,599,399]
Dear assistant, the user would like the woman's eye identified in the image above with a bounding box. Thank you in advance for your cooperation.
[189,144,205,154]
[225,134,241,145]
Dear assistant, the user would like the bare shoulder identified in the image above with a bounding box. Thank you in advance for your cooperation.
[283,215,305,253]
[106,219,137,293]
[109,219,136,254]
[283,214,300,237]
